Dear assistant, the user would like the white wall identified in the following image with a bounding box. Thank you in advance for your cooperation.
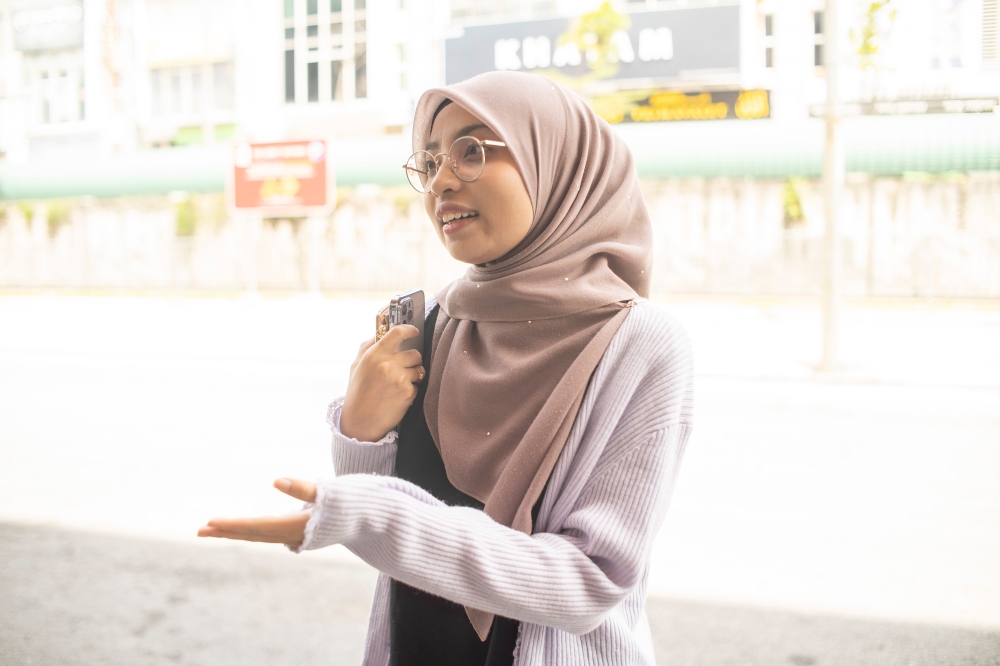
[3,175,999,297]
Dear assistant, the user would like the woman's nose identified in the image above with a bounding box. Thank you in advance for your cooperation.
[429,159,462,196]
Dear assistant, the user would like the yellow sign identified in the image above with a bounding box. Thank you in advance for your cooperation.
[734,90,770,119]
[591,89,770,124]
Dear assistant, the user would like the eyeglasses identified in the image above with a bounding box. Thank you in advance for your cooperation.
[403,136,507,194]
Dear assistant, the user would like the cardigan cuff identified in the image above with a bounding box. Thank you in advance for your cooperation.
[327,397,399,447]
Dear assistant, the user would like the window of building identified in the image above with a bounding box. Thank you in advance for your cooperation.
[762,13,774,68]
[284,0,366,103]
[451,0,555,22]
[331,60,343,100]
[33,60,85,124]
[213,61,235,110]
[355,44,367,98]
[985,0,999,66]
[397,43,406,90]
[813,10,825,67]
[150,62,235,116]
[308,62,319,101]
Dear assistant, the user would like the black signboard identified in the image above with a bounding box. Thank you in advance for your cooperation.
[445,5,740,86]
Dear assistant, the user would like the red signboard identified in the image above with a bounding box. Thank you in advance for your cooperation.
[231,140,333,215]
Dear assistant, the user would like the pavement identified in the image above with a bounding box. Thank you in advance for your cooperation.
[3,522,998,666]
[1,293,999,665]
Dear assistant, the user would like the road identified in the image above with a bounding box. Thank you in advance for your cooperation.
[1,293,998,664]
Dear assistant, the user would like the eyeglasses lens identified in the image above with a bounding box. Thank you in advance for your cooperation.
[451,137,484,181]
[406,151,436,192]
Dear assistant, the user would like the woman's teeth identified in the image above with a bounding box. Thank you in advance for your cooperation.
[441,211,478,224]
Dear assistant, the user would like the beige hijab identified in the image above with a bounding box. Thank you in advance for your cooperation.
[416,71,653,639]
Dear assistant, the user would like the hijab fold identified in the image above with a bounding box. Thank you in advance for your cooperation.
[414,71,653,640]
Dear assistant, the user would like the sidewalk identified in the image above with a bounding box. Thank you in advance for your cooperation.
[2,522,997,666]
[0,294,998,663]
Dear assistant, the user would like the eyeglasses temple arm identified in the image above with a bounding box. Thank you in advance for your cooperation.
[481,140,505,147]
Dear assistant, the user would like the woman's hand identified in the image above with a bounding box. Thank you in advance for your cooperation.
[340,325,425,442]
[197,478,316,549]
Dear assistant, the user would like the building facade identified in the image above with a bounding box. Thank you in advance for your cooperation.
[0,0,448,163]
[1,0,998,167]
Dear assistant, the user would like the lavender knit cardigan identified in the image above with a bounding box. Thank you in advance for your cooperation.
[298,300,694,665]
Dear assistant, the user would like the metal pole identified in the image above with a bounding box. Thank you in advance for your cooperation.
[821,0,844,372]
[306,214,326,294]
[246,213,260,295]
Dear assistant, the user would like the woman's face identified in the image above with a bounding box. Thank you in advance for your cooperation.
[423,103,534,265]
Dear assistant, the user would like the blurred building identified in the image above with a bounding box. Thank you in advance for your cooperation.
[0,0,998,172]
[0,0,999,296]
[0,0,447,161]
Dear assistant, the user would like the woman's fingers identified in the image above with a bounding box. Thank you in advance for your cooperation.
[198,512,309,539]
[273,477,317,502]
[350,337,377,380]
[197,526,302,546]
[378,324,419,351]
[408,365,427,383]
[204,512,309,532]
[399,349,423,368]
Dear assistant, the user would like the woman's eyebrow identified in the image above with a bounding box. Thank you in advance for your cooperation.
[425,123,491,151]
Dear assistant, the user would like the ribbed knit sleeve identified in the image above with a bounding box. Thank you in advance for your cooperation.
[327,397,398,477]
[301,422,686,635]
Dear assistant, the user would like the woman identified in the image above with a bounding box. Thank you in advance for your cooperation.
[199,71,693,666]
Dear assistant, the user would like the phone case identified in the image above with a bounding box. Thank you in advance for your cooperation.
[376,290,424,354]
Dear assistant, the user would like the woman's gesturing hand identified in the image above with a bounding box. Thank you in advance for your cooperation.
[340,324,425,442]
[197,478,316,549]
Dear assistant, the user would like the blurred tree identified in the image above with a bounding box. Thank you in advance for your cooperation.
[851,1,897,70]
[782,178,807,228]
[46,201,71,237]
[561,2,630,76]
[541,2,630,91]
[175,199,196,236]
[394,190,414,216]
[16,202,34,222]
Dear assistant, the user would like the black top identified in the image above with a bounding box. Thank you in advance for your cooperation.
[388,305,536,666]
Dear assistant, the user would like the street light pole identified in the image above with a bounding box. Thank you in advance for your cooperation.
[822,0,844,372]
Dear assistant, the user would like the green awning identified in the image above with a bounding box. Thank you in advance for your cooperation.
[2,114,998,201]
[0,135,412,201]
[619,113,1000,179]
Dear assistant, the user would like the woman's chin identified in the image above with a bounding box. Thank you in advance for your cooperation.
[444,238,494,265]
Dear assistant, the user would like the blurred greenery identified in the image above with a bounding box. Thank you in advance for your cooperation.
[46,201,71,237]
[540,2,630,92]
[852,1,897,70]
[175,198,196,236]
[172,127,204,147]
[214,124,238,141]
[782,178,807,228]
[394,190,415,216]
[561,1,629,73]
[16,202,34,221]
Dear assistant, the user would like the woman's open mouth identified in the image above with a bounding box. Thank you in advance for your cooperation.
[441,211,479,234]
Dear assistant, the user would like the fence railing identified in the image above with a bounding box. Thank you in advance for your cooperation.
[2,175,999,298]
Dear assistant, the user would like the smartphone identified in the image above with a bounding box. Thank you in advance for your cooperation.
[385,289,424,353]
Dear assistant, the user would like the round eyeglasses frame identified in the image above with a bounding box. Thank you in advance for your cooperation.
[403,136,507,194]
